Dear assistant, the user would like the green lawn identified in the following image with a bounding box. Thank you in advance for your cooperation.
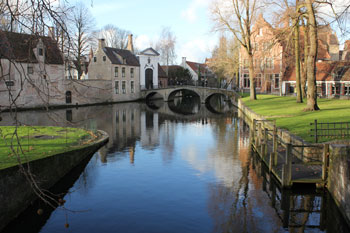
[242,95,350,142]
[0,126,96,170]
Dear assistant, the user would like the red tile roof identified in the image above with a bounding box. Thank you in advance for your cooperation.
[283,61,350,81]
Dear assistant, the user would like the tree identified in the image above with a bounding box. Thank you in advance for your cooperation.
[304,0,320,111]
[93,24,130,49]
[208,35,240,89]
[156,27,176,76]
[68,2,95,79]
[212,0,261,100]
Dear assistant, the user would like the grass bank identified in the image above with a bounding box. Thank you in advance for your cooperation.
[0,126,96,170]
[241,95,350,142]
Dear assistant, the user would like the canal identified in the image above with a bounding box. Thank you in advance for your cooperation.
[1,96,349,233]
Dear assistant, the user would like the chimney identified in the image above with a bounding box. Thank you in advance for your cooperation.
[48,26,55,40]
[89,47,94,63]
[127,34,134,53]
[98,38,106,50]
[182,57,187,68]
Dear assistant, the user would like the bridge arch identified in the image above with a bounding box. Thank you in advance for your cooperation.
[166,88,201,102]
[145,91,164,101]
[204,93,229,105]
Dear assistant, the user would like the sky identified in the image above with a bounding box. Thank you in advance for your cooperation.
[79,0,218,64]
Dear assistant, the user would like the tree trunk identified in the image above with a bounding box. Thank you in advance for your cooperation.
[304,0,320,111]
[294,4,302,103]
[301,19,308,98]
[248,52,257,100]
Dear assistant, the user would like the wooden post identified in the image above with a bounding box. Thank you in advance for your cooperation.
[322,144,329,182]
[282,143,292,188]
[264,128,268,155]
[258,123,262,146]
[314,119,318,143]
[252,119,256,144]
[273,125,278,166]
[269,152,273,172]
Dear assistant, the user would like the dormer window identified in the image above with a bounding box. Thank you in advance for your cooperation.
[27,66,33,74]
[38,48,43,56]
[123,58,126,64]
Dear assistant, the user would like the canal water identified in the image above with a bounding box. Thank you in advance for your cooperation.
[1,96,349,233]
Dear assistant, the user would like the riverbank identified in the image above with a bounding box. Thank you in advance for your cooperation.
[0,129,109,231]
[0,126,96,170]
[237,95,350,227]
[241,95,350,143]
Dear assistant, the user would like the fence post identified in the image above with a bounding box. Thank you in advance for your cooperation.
[264,128,268,156]
[273,124,278,166]
[322,144,330,183]
[252,119,256,144]
[282,143,292,188]
[258,123,262,146]
[314,119,318,143]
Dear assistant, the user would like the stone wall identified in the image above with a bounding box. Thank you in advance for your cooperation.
[327,144,350,226]
[0,130,109,231]
[237,98,323,162]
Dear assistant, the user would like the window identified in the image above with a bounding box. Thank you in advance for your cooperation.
[115,81,119,94]
[254,59,261,69]
[38,48,43,56]
[114,67,118,77]
[243,74,250,88]
[263,42,271,51]
[103,56,106,62]
[345,85,350,95]
[265,58,274,69]
[27,66,33,74]
[274,74,280,88]
[253,42,259,51]
[131,81,134,93]
[255,74,262,88]
[65,91,72,104]
[123,58,127,64]
[94,57,97,62]
[122,110,126,122]
[5,80,14,87]
[122,67,125,78]
[122,81,126,94]
[130,68,134,78]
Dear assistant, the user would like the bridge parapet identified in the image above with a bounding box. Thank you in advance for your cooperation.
[140,86,237,104]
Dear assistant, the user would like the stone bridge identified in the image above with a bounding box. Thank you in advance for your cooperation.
[140,86,238,104]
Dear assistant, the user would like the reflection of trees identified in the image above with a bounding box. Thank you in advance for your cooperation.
[168,96,200,115]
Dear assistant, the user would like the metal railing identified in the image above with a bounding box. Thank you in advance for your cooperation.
[310,120,350,143]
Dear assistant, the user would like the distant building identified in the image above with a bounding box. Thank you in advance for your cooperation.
[88,38,141,102]
[181,57,217,86]
[239,14,349,98]
[0,30,64,108]
[138,47,160,90]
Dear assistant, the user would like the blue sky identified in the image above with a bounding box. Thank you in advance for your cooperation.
[80,0,217,64]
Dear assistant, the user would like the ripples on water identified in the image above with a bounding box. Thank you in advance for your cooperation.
[1,96,349,233]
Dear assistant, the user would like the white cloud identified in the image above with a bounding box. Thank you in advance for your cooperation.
[177,37,217,63]
[181,0,211,23]
[134,34,159,51]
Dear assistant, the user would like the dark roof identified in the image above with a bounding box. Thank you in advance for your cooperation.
[140,47,160,56]
[0,30,63,64]
[103,47,140,66]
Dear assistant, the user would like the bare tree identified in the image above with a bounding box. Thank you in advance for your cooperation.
[208,35,240,89]
[212,0,261,100]
[68,2,95,79]
[156,27,176,76]
[93,24,130,49]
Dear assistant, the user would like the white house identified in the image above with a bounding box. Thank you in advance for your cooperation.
[138,48,160,90]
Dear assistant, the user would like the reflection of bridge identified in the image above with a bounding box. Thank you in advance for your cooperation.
[143,101,235,121]
[140,86,238,104]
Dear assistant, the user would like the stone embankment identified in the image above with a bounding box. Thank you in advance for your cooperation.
[0,130,109,231]
[237,98,350,226]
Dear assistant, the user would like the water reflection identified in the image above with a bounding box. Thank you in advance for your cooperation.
[1,97,349,233]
